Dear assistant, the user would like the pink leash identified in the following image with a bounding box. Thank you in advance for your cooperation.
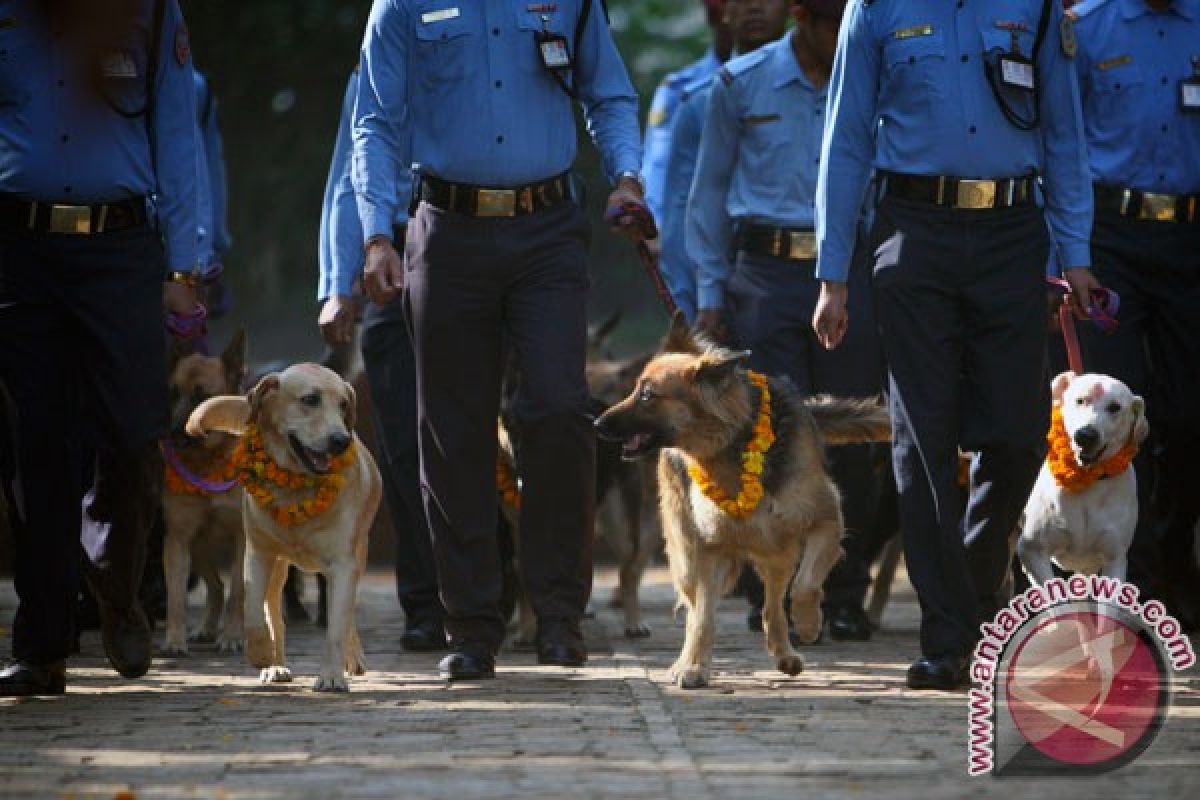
[1045,277,1120,373]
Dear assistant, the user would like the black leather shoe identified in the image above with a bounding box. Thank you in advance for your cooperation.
[827,605,872,642]
[906,655,968,691]
[98,603,152,679]
[401,622,447,652]
[0,660,66,697]
[536,640,587,667]
[438,651,495,681]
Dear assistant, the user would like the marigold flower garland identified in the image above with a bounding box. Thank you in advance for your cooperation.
[231,424,355,527]
[687,370,775,519]
[1046,406,1137,492]
[496,453,521,509]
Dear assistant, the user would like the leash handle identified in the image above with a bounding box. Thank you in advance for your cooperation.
[606,201,676,316]
[1045,277,1120,374]
[166,303,209,340]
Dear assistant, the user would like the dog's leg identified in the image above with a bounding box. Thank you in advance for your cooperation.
[256,557,293,684]
[218,528,246,653]
[757,558,805,676]
[1016,536,1056,586]
[669,553,720,690]
[193,536,224,644]
[343,548,369,677]
[162,518,198,656]
[315,560,357,692]
[244,542,285,680]
[790,528,843,645]
[1101,554,1128,583]
[618,478,653,638]
[866,534,901,630]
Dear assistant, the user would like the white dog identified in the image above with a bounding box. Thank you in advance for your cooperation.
[1018,371,1148,584]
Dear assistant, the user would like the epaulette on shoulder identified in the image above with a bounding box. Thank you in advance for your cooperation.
[718,48,769,86]
[680,72,714,101]
[1065,0,1111,21]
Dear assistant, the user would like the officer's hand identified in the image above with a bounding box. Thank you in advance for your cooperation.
[694,309,729,343]
[364,236,404,305]
[163,280,198,315]
[319,295,357,346]
[813,281,849,350]
[606,178,654,242]
[1062,267,1104,319]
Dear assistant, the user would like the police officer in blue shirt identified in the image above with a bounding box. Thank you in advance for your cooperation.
[813,0,1100,689]
[642,0,731,226]
[317,67,448,652]
[354,0,645,680]
[660,0,789,321]
[688,0,889,642]
[1072,0,1200,629]
[0,0,198,696]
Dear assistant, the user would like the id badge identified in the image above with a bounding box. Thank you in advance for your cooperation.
[536,31,571,71]
[1181,77,1200,113]
[999,54,1035,92]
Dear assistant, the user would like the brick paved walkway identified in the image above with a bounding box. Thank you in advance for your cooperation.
[2,567,1198,799]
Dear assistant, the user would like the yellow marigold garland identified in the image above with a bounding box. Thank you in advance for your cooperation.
[496,453,521,509]
[231,424,355,527]
[1046,406,1137,493]
[687,370,775,519]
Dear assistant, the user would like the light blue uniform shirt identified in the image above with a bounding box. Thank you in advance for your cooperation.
[658,77,714,322]
[193,71,231,271]
[688,35,829,310]
[642,49,721,224]
[319,70,412,301]
[0,0,198,269]
[353,0,642,241]
[1073,0,1200,195]
[816,0,1092,282]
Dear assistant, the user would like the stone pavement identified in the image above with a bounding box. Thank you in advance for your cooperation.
[1,567,1198,799]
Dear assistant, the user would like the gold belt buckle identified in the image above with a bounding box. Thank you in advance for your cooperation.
[786,231,817,260]
[956,180,997,210]
[475,188,517,218]
[1138,192,1177,222]
[49,204,92,234]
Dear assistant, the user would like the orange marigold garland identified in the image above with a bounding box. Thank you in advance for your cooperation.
[496,453,521,509]
[1046,406,1137,492]
[687,370,775,519]
[231,424,355,527]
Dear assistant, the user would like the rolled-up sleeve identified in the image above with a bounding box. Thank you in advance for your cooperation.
[153,0,198,271]
[815,0,878,283]
[319,73,362,301]
[687,77,738,311]
[574,0,641,182]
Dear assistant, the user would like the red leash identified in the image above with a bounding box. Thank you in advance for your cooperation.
[606,201,677,316]
[1045,277,1120,373]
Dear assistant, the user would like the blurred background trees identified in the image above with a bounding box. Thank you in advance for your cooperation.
[183,0,710,361]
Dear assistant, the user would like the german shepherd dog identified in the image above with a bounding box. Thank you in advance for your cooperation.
[161,331,248,656]
[595,316,891,688]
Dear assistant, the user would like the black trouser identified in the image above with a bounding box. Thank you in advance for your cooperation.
[726,247,893,612]
[1078,211,1200,607]
[0,223,167,664]
[404,199,595,655]
[360,298,446,629]
[871,197,1048,659]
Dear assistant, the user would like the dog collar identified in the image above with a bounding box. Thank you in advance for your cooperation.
[161,440,238,495]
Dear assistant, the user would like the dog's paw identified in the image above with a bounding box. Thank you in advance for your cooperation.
[775,654,805,676]
[259,665,293,684]
[245,629,274,669]
[344,655,367,677]
[161,637,189,657]
[313,672,349,692]
[188,629,217,645]
[624,623,652,639]
[675,665,709,690]
[791,611,823,646]
[217,636,244,654]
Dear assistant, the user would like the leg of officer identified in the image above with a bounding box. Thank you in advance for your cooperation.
[361,298,447,649]
[0,231,83,695]
[505,201,595,662]
[872,198,977,665]
[406,205,507,660]
[959,207,1049,617]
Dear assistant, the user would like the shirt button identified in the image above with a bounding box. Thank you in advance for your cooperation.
[492,27,500,36]
[495,80,502,88]
[56,79,64,88]
[63,186,72,193]
[1161,124,1168,132]
[61,134,68,143]
[1162,76,1168,85]
[961,54,969,63]
[969,125,977,134]
[815,107,823,116]
[496,135,504,143]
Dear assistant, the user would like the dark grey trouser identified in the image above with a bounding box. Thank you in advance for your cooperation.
[360,298,445,629]
[726,248,893,611]
[871,197,1049,659]
[404,200,595,655]
[1078,212,1200,607]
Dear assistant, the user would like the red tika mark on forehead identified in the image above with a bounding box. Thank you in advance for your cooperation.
[1088,382,1106,401]
[295,362,325,374]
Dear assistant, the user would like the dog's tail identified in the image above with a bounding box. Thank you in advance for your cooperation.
[187,395,251,438]
[804,395,891,445]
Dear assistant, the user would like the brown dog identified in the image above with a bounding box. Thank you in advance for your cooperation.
[188,363,382,692]
[161,331,247,656]
[595,316,891,688]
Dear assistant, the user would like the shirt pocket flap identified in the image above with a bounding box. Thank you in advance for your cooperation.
[1092,62,1144,92]
[980,28,1035,57]
[415,8,472,41]
[883,34,945,67]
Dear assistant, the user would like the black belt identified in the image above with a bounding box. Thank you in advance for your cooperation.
[1094,184,1200,224]
[417,173,571,218]
[0,195,148,234]
[738,224,817,261]
[880,172,1036,209]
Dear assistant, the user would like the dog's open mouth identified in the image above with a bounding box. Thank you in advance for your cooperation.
[620,431,660,460]
[289,433,333,474]
[1075,444,1105,467]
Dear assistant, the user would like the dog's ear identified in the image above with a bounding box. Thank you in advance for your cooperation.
[342,380,357,430]
[187,395,251,437]
[618,353,653,382]
[221,329,248,391]
[247,373,280,423]
[1130,394,1149,444]
[1050,371,1076,407]
[691,349,752,388]
[660,310,701,354]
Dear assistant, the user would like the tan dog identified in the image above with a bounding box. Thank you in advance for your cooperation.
[162,331,247,656]
[188,363,382,692]
[595,316,891,688]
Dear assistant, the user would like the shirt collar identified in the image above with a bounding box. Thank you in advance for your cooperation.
[771,33,815,90]
[1121,0,1195,21]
